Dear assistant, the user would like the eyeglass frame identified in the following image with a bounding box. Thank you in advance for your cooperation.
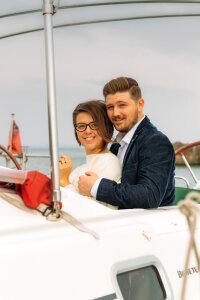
[74,121,99,132]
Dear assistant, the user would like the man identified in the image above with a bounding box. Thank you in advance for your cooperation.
[78,76,175,209]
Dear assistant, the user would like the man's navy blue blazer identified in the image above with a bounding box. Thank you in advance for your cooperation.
[96,116,175,209]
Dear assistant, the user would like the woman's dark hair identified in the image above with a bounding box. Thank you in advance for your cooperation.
[73,100,114,149]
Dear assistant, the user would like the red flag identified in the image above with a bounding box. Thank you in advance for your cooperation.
[8,119,22,154]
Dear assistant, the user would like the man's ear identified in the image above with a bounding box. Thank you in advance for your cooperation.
[138,98,144,111]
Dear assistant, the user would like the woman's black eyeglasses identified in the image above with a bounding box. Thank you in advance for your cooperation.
[74,122,98,132]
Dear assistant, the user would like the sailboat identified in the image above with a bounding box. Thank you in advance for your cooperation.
[0,1,199,300]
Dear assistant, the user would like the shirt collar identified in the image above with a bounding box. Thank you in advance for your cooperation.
[116,115,145,145]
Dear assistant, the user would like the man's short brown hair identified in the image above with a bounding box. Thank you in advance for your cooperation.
[103,76,142,101]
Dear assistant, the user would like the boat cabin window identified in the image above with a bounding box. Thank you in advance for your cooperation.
[117,265,166,300]
[111,256,173,300]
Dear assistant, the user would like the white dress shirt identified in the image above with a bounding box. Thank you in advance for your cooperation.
[116,116,145,165]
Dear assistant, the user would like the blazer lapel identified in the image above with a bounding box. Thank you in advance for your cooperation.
[122,116,150,168]
[122,134,138,168]
[110,143,121,155]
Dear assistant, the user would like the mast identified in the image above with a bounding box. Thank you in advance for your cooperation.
[43,0,61,217]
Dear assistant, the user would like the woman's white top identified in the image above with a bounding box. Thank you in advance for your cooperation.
[67,152,121,209]
[69,152,121,190]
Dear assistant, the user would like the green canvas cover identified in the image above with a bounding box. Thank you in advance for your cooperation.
[174,186,200,205]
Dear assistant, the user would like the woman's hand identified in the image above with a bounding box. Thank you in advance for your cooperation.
[59,155,72,187]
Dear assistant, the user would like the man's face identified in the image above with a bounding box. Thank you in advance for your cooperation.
[106,91,144,133]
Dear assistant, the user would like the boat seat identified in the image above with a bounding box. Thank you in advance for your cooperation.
[174,186,200,205]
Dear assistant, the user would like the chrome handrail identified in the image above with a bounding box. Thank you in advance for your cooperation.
[175,175,190,188]
[43,0,61,217]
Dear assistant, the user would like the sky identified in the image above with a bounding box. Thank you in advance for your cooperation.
[0,1,200,149]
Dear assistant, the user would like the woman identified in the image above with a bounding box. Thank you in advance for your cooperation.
[59,100,121,206]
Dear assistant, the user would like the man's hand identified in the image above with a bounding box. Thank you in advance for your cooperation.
[78,171,99,196]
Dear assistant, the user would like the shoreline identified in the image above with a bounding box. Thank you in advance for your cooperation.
[173,142,200,166]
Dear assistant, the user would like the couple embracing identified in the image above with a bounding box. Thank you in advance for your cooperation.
[59,76,175,209]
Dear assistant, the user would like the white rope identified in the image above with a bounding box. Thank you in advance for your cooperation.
[0,189,99,239]
[178,192,200,300]
[37,203,100,240]
[0,188,36,214]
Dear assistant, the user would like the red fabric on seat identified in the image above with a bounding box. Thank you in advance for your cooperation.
[15,171,53,209]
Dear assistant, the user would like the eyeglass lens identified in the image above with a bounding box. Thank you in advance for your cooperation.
[75,122,98,132]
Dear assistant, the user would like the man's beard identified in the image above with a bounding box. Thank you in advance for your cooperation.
[113,110,139,133]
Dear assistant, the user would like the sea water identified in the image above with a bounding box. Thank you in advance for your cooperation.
[23,147,86,174]
[0,147,200,188]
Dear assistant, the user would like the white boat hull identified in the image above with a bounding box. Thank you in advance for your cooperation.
[0,188,199,300]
